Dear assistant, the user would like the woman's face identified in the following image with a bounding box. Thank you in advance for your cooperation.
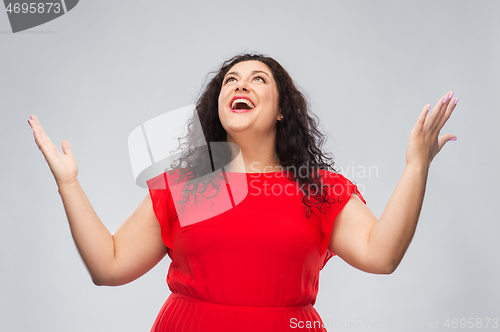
[218,60,280,141]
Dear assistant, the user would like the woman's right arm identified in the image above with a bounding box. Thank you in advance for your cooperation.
[58,180,167,286]
[57,179,116,286]
[29,115,168,286]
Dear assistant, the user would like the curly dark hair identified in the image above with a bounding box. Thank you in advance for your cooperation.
[166,51,341,218]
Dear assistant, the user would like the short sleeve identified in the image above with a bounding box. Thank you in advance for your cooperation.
[146,172,174,251]
[319,172,367,269]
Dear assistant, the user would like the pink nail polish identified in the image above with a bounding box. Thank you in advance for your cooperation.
[454,98,459,105]
[443,96,448,104]
[450,137,457,141]
[449,92,454,99]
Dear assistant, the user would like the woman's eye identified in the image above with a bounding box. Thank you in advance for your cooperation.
[224,75,265,85]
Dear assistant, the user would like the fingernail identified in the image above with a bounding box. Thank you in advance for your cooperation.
[443,96,448,104]
[450,137,457,141]
[454,98,459,105]
[448,92,454,99]
[426,104,431,111]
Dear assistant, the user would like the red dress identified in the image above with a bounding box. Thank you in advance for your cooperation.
[146,169,366,332]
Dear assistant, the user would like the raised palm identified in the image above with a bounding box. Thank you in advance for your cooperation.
[406,91,458,169]
[28,115,78,186]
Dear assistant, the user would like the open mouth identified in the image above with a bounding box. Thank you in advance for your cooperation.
[230,98,255,112]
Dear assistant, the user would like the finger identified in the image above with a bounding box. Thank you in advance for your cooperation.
[437,97,459,130]
[437,134,457,153]
[29,115,58,157]
[28,116,43,148]
[416,104,431,130]
[432,91,454,131]
[424,93,450,132]
[31,115,51,147]
[31,114,49,139]
[61,139,74,157]
[29,115,46,149]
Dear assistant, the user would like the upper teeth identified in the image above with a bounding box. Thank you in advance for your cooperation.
[231,98,255,109]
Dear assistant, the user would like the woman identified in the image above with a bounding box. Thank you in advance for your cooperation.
[28,52,458,331]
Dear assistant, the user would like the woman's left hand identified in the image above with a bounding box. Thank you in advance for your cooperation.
[406,91,459,170]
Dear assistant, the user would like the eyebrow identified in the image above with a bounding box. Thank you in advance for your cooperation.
[224,70,271,79]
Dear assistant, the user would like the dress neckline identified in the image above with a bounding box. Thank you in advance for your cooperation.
[224,170,286,174]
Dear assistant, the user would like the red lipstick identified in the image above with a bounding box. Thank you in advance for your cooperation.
[230,95,256,113]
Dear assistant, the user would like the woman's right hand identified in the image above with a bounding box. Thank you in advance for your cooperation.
[28,115,79,187]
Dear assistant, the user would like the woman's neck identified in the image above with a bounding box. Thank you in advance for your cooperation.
[224,136,282,173]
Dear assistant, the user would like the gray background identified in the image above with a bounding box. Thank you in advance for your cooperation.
[2,0,499,331]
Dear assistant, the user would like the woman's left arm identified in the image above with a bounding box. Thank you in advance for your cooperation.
[330,91,459,274]
[369,91,459,273]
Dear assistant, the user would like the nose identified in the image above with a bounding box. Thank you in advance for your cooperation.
[235,80,249,91]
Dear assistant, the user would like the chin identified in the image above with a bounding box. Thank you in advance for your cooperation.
[226,123,252,133]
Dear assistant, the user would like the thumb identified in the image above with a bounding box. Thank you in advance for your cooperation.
[438,134,457,152]
[61,139,73,156]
